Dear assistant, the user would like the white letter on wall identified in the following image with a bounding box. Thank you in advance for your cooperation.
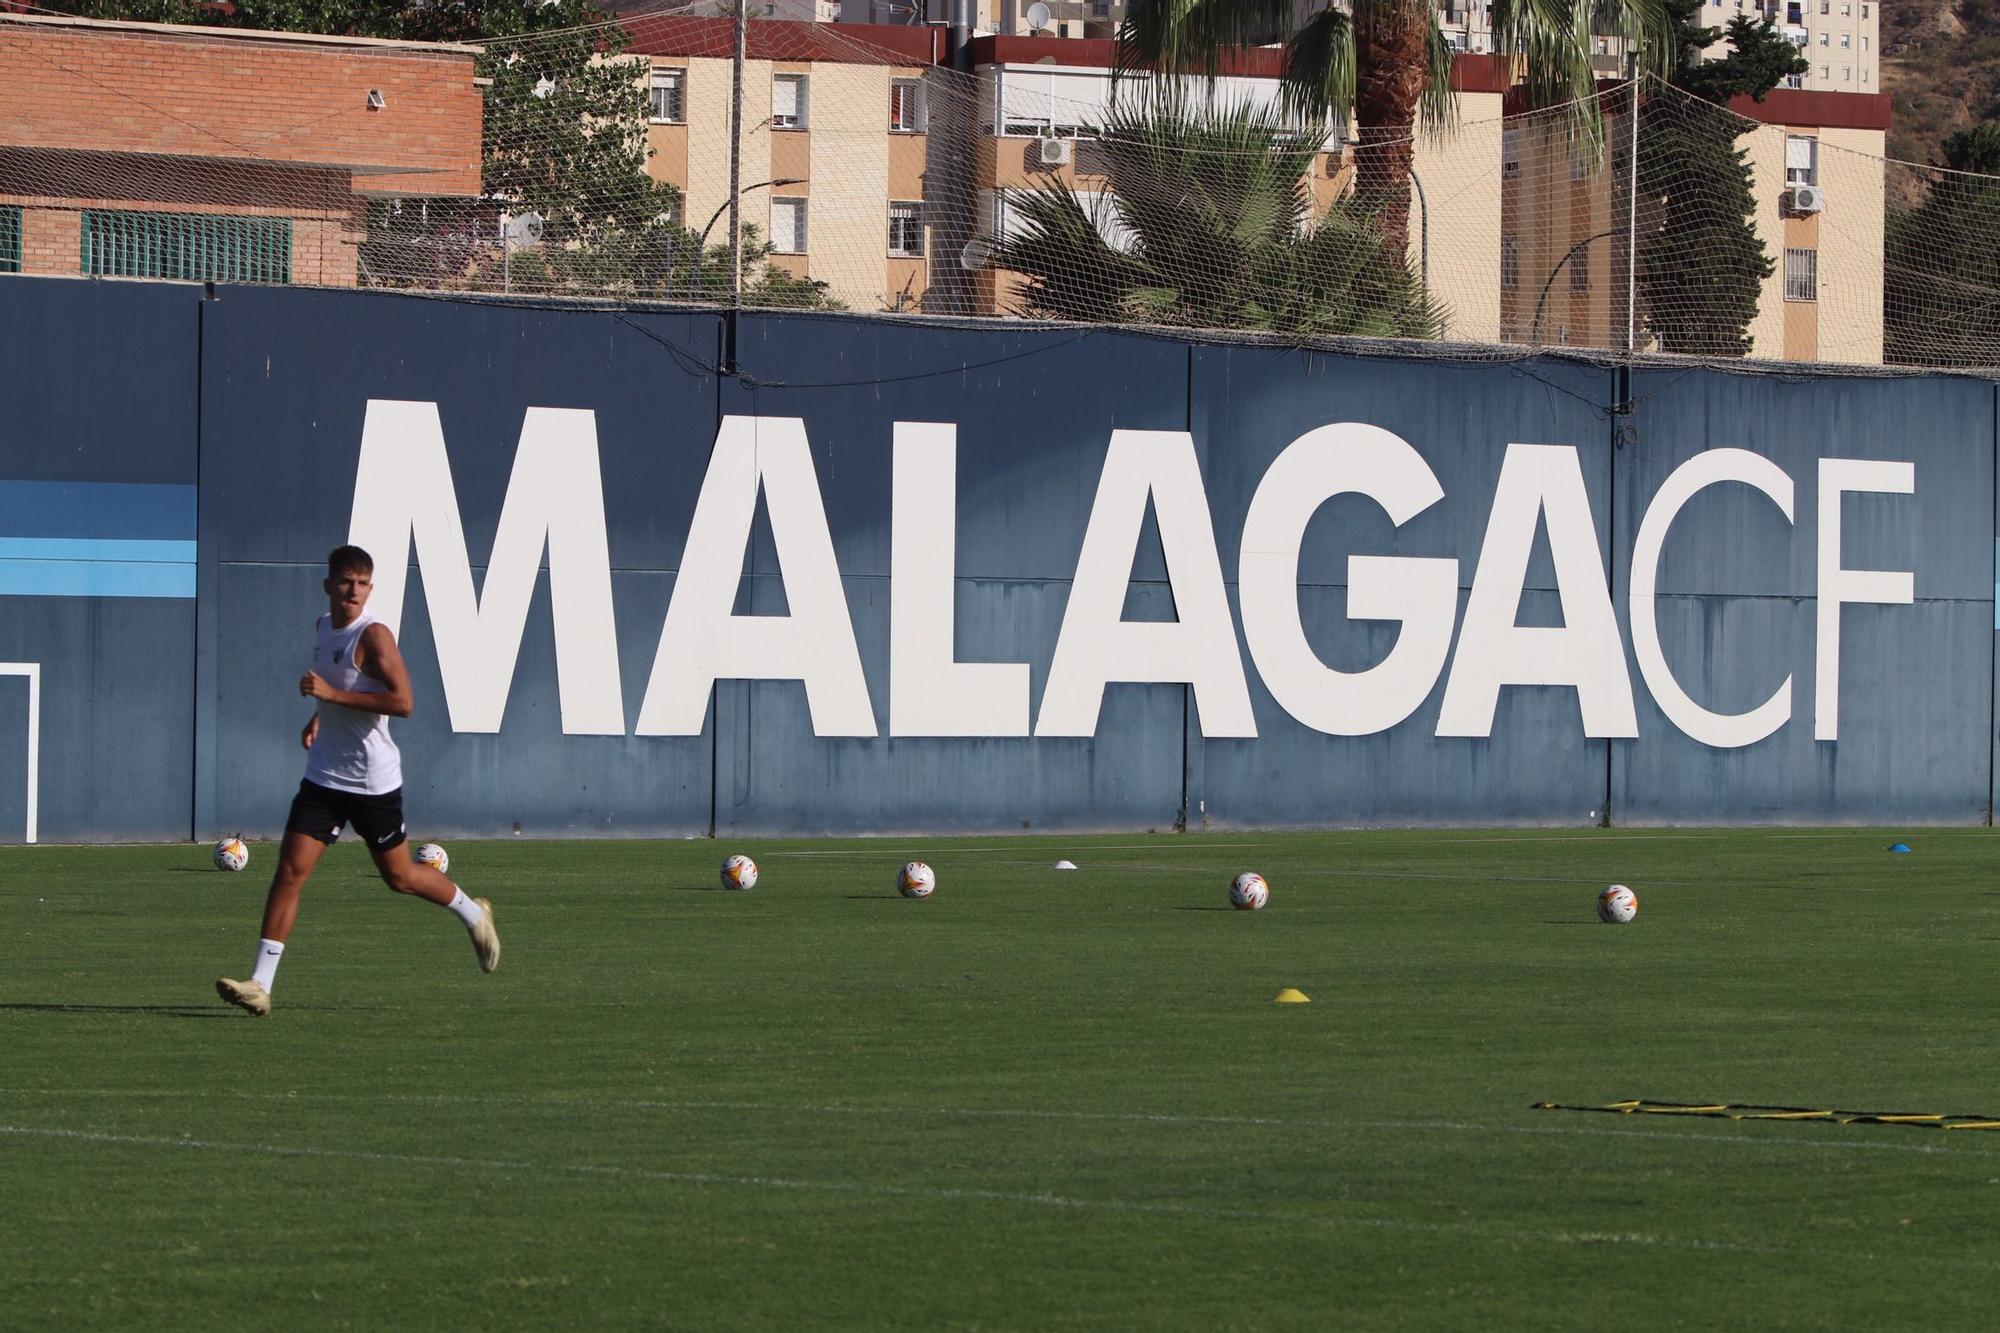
[1437,443,1637,738]
[1238,423,1458,735]
[1815,457,1916,741]
[635,416,875,738]
[1629,449,1794,748]
[889,422,1030,736]
[349,400,624,735]
[1035,430,1256,738]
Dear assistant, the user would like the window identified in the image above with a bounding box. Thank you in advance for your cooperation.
[1840,1,1850,11]
[81,210,290,283]
[1819,63,1829,77]
[1784,73,1802,88]
[1818,31,1829,44]
[1570,244,1590,293]
[1501,235,1519,289]
[1842,64,1851,80]
[1862,68,1869,82]
[772,74,808,130]
[889,79,924,132]
[1861,35,1869,49]
[650,68,685,123]
[1840,32,1849,46]
[1818,0,1827,11]
[770,196,807,253]
[1502,127,1522,179]
[0,205,18,274]
[888,201,923,256]
[1786,135,1818,186]
[1785,247,1817,301]
[1861,2,1868,15]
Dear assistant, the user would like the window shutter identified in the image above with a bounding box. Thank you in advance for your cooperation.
[773,75,800,122]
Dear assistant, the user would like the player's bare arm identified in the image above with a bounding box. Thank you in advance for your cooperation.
[300,624,413,717]
[300,714,318,750]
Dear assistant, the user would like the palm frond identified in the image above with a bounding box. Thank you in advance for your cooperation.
[1117,0,1289,79]
[992,90,1441,340]
[1279,7,1355,125]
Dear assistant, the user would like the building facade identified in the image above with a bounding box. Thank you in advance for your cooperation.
[0,13,482,287]
[625,15,945,312]
[1499,85,1889,363]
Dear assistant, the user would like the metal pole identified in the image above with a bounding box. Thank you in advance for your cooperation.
[948,0,970,69]
[503,215,511,294]
[1410,169,1428,290]
[1625,64,1639,355]
[729,3,747,306]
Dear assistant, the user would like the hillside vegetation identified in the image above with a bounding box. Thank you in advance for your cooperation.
[1882,0,2000,165]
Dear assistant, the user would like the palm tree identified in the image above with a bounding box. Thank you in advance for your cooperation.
[992,95,1444,339]
[1119,0,1673,254]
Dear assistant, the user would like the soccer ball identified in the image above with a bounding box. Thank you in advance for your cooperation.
[1229,872,1269,911]
[413,842,450,875]
[897,861,936,899]
[720,854,759,891]
[1597,884,1639,924]
[213,837,249,873]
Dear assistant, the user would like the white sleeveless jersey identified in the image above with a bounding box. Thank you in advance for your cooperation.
[302,610,403,795]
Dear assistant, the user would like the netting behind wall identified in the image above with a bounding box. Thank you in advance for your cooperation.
[8,3,2000,376]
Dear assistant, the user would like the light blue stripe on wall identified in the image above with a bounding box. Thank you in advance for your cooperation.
[0,559,195,599]
[0,537,196,564]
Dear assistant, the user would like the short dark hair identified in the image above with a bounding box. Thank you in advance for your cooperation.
[328,545,374,578]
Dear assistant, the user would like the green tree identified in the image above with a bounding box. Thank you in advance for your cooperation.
[992,96,1442,339]
[1634,0,1804,355]
[1885,124,2000,367]
[1118,0,1674,256]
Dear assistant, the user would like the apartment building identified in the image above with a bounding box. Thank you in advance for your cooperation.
[838,0,1124,39]
[625,15,945,311]
[0,12,481,286]
[1499,86,1890,362]
[1756,0,1879,93]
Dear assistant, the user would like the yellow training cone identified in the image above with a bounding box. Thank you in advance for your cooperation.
[1274,988,1310,1004]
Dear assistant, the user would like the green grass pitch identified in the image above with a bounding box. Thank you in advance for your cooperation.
[4,828,2000,1329]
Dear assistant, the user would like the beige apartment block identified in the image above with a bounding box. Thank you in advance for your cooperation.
[1501,85,1889,364]
[626,15,941,311]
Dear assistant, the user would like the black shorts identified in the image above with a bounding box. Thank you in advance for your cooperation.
[285,779,407,852]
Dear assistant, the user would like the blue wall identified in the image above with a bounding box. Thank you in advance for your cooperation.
[0,277,1990,841]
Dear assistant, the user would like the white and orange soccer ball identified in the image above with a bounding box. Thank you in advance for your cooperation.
[897,861,936,899]
[1597,884,1638,924]
[720,854,759,891]
[213,836,249,873]
[1229,872,1269,911]
[413,842,450,875]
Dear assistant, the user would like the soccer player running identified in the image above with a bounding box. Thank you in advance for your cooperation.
[217,545,499,1016]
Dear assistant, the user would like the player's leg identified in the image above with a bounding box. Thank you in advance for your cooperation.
[218,784,340,1016]
[259,830,331,941]
[359,792,500,973]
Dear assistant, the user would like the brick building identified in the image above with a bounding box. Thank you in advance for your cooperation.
[0,12,482,286]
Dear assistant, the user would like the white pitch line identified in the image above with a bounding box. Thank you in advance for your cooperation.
[2,1121,1995,1272]
[4,1089,1997,1157]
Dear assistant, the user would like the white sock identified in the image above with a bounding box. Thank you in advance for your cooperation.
[251,938,284,991]
[444,886,484,930]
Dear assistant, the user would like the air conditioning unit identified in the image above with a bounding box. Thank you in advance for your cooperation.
[1037,136,1072,167]
[1784,184,1825,215]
